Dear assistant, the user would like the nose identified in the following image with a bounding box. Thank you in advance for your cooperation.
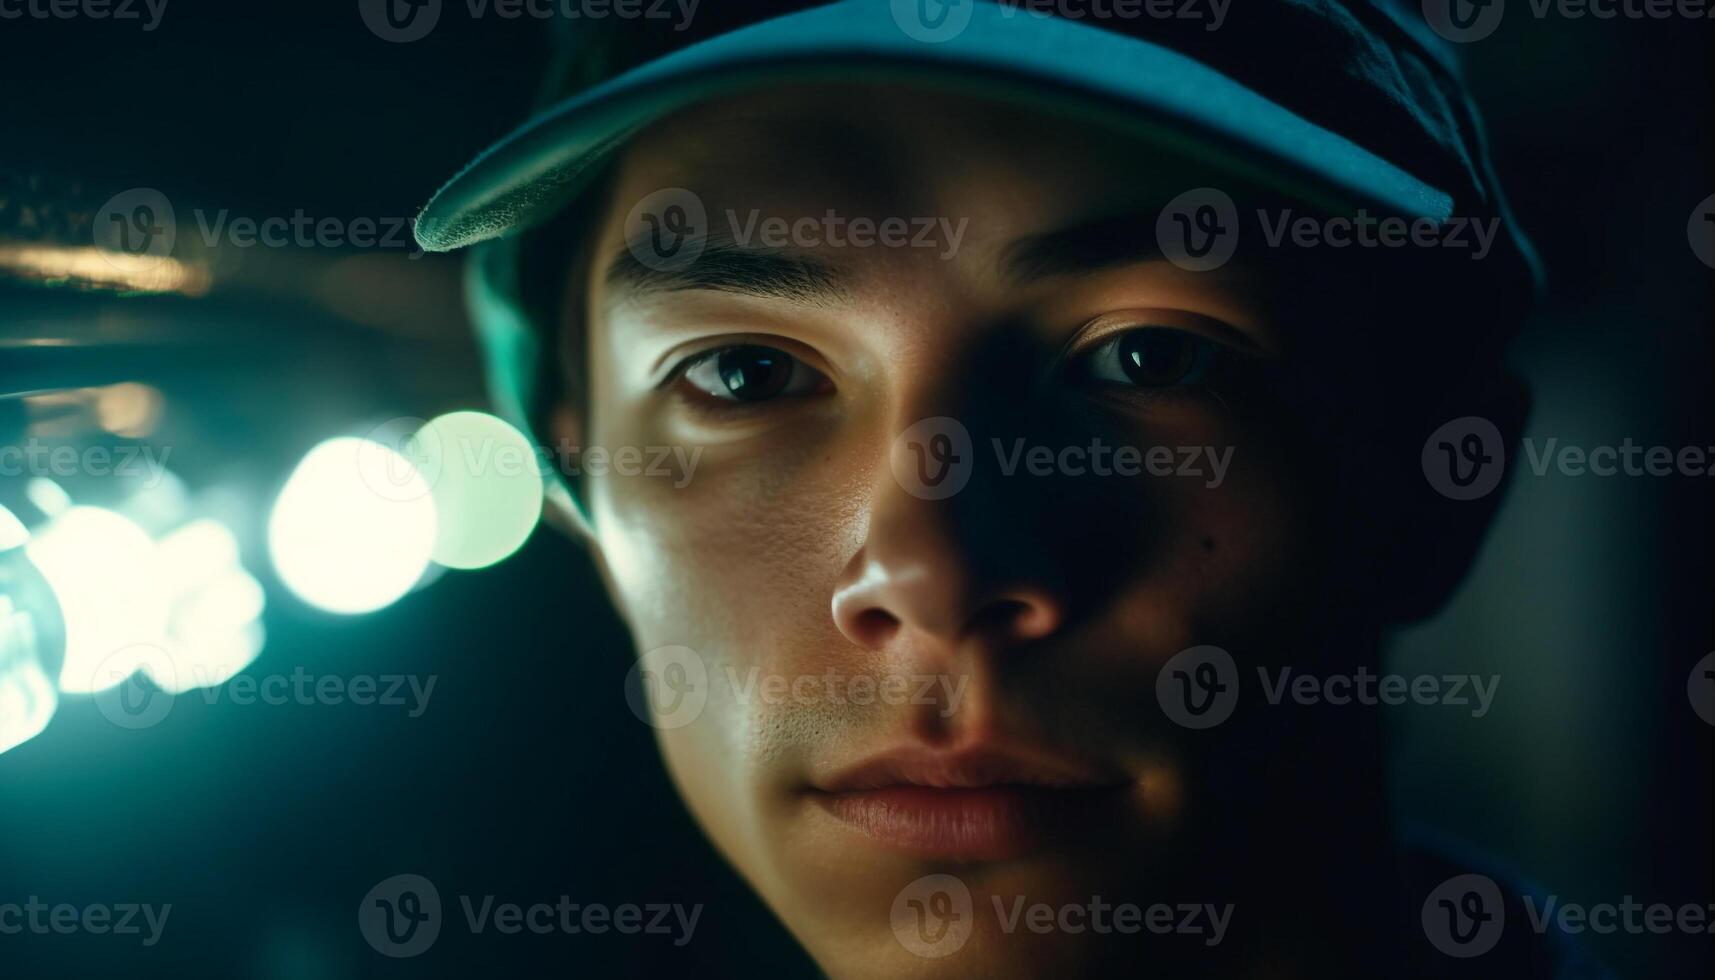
[831,460,1067,652]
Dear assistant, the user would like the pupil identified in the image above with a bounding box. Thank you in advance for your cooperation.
[717,346,791,401]
[1121,331,1195,386]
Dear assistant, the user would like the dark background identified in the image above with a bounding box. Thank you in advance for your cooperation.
[0,1,1709,977]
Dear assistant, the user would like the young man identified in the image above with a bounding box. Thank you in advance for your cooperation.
[415,1,1596,975]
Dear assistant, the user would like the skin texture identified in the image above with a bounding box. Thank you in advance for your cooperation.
[551,85,1518,977]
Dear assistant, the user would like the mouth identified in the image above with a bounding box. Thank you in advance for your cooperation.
[806,747,1134,862]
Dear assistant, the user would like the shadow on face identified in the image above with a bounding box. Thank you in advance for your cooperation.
[537,82,1513,978]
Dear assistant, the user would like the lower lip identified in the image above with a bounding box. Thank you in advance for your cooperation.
[811,785,1124,861]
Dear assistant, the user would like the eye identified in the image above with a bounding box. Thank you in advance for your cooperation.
[1078,327,1219,390]
[677,344,828,403]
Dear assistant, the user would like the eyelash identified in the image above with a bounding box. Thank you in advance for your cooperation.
[664,326,1232,408]
[1069,327,1226,394]
[665,343,829,407]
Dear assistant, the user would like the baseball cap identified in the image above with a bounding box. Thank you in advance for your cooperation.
[412,0,1541,521]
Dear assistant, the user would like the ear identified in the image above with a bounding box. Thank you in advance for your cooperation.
[1371,368,1532,624]
[543,398,599,543]
[538,397,642,634]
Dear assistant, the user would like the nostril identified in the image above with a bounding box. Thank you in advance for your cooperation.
[852,608,901,648]
[974,594,1062,642]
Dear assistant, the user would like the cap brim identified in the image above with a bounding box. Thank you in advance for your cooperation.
[414,0,1455,252]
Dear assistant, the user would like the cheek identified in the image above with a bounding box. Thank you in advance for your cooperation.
[1058,399,1311,627]
[588,445,875,874]
[588,433,866,651]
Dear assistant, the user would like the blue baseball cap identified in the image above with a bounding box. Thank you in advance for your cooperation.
[413,0,1540,520]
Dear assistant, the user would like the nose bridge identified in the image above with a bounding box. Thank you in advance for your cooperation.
[853,468,971,636]
[830,385,1066,652]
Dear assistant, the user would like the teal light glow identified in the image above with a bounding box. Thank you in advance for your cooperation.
[26,506,170,693]
[409,411,544,570]
[268,437,437,614]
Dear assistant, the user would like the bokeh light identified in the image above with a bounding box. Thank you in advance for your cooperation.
[151,519,267,692]
[268,437,437,614]
[409,411,544,570]
[25,505,170,693]
[0,594,56,755]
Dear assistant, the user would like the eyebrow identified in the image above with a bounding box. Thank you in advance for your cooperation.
[605,236,851,305]
[603,207,1177,303]
[1002,210,1169,282]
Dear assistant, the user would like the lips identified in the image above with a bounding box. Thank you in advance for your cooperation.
[807,747,1133,861]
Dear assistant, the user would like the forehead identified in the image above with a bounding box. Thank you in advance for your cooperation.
[582,81,1288,360]
[605,82,1207,234]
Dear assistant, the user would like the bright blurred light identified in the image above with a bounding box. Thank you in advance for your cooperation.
[153,519,267,691]
[25,506,170,693]
[410,411,544,570]
[95,382,165,438]
[0,244,210,296]
[0,597,56,755]
[24,477,71,518]
[0,503,27,551]
[156,518,242,597]
[268,437,437,614]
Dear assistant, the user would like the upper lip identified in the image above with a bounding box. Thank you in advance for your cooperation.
[811,745,1130,793]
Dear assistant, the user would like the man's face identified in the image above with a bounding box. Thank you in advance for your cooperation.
[568,85,1332,976]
